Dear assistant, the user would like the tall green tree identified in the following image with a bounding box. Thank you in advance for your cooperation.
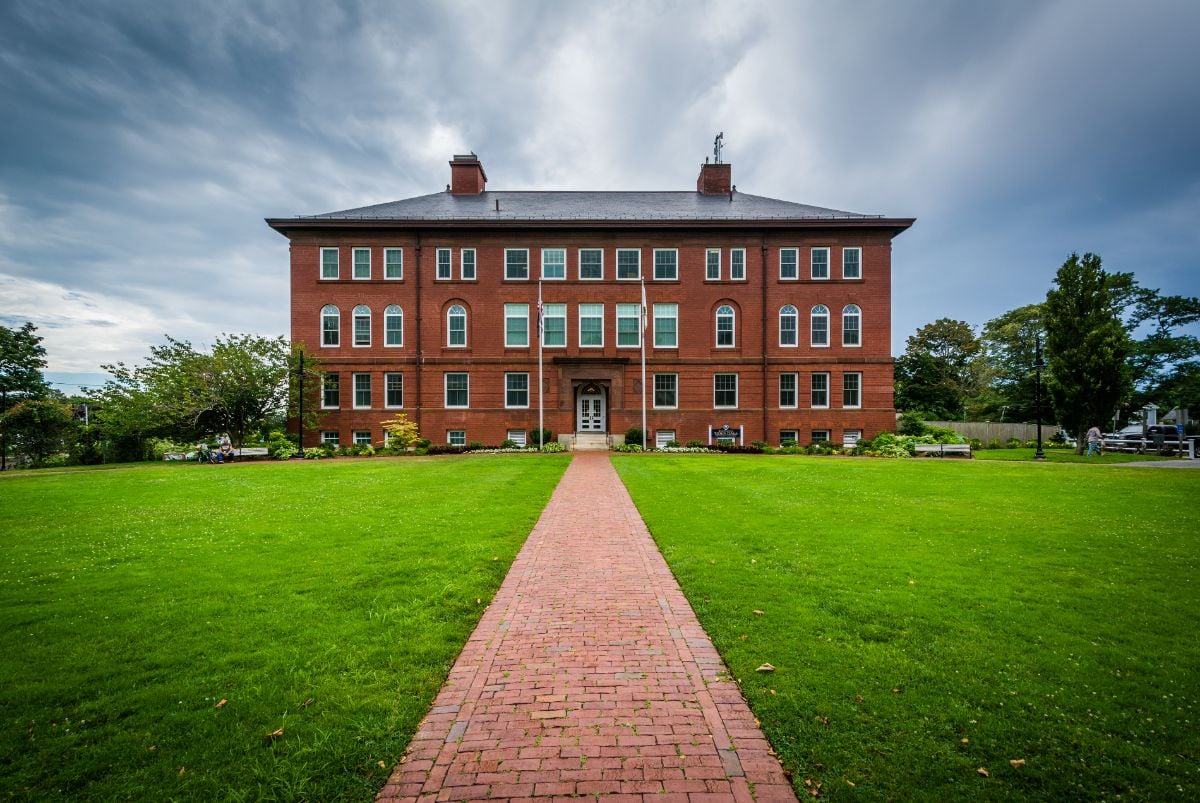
[1044,253,1131,448]
[894,318,989,420]
[0,322,51,400]
[979,304,1045,422]
[0,398,76,466]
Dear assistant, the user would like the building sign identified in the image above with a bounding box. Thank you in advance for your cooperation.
[710,425,742,444]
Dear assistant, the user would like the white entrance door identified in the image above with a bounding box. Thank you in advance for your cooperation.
[577,391,606,432]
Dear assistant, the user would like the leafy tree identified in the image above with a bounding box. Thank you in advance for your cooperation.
[979,304,1045,422]
[894,318,989,420]
[381,413,420,449]
[1044,253,1131,449]
[0,322,51,401]
[0,398,77,466]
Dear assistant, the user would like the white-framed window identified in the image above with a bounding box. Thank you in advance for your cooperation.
[844,429,863,446]
[541,248,566,280]
[653,249,678,281]
[780,247,798,280]
[706,248,720,280]
[616,248,640,280]
[843,372,862,408]
[811,372,830,408]
[780,372,798,408]
[616,303,641,348]
[507,429,527,447]
[811,304,830,347]
[542,303,566,347]
[447,304,467,347]
[353,372,371,408]
[384,247,403,280]
[385,372,403,408]
[353,430,371,446]
[843,247,862,279]
[731,248,746,281]
[655,429,676,448]
[714,373,738,408]
[321,373,339,409]
[843,304,862,347]
[780,429,799,446]
[779,305,798,347]
[812,430,831,443]
[505,303,529,348]
[353,247,371,280]
[320,247,339,280]
[445,372,469,408]
[353,305,371,347]
[716,305,735,347]
[384,304,403,347]
[320,305,339,347]
[436,247,452,280]
[461,248,476,280]
[653,303,678,348]
[579,303,603,347]
[811,247,830,280]
[505,248,529,280]
[505,372,529,408]
[320,430,339,447]
[447,430,466,446]
[579,248,603,280]
[654,373,678,408]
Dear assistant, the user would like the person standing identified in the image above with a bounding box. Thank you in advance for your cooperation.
[1086,425,1102,456]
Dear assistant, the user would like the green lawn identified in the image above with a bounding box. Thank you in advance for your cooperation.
[0,456,568,801]
[974,447,1174,464]
[613,455,1199,801]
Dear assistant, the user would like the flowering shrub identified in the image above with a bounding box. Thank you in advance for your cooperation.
[854,432,915,458]
[613,443,643,452]
[302,447,329,460]
[541,441,565,453]
[657,446,719,453]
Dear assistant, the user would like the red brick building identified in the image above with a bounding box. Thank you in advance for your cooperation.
[267,154,913,449]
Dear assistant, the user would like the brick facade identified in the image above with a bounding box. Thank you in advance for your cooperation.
[270,158,912,448]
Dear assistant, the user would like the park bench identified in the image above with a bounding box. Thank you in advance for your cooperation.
[914,443,973,458]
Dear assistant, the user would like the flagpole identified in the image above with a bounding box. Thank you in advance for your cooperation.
[641,279,647,450]
[538,280,544,449]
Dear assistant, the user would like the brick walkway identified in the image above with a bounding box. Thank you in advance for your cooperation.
[378,453,797,803]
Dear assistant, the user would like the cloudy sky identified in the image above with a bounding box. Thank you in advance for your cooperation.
[2,0,1198,391]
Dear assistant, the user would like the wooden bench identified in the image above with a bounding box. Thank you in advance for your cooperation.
[914,443,973,458]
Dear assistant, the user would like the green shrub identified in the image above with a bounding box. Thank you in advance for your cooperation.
[988,438,1002,450]
[686,439,705,448]
[528,428,554,448]
[148,438,190,460]
[500,439,518,449]
[897,411,928,435]
[614,443,643,452]
[968,437,983,451]
[267,430,297,459]
[750,440,768,449]
[1005,437,1022,449]
[780,439,798,448]
[467,441,484,450]
[863,432,915,458]
[624,427,644,448]
[665,440,681,448]
[302,447,327,460]
[925,425,966,444]
[540,441,564,453]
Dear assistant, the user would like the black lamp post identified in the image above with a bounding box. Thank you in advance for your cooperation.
[1034,334,1046,460]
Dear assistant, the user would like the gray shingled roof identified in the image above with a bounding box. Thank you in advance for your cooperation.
[301,190,879,221]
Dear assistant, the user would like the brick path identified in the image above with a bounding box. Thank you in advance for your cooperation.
[378,453,797,803]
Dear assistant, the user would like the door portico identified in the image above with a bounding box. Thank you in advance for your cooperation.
[575,382,607,433]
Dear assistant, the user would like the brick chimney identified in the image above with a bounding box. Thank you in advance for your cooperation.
[449,153,487,195]
[696,161,732,196]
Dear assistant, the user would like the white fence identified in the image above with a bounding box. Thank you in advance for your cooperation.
[925,421,1057,443]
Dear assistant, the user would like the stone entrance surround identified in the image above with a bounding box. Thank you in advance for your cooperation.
[378,454,796,803]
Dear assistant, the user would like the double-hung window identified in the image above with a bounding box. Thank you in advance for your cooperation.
[505,303,529,347]
[779,373,798,408]
[843,372,862,408]
[447,304,467,347]
[579,303,603,347]
[714,373,738,408]
[384,248,403,279]
[542,303,566,347]
[811,247,830,280]
[780,247,798,280]
[322,373,339,408]
[353,248,371,280]
[320,247,339,279]
[811,305,830,347]
[353,373,371,408]
[436,248,452,280]
[842,304,861,346]
[811,372,830,408]
[505,372,529,408]
[541,248,566,280]
[779,305,798,347]
[353,430,371,446]
[616,303,641,347]
[352,305,371,347]
[321,305,339,347]
[461,248,476,280]
[579,248,603,280]
[653,303,678,348]
[447,430,466,446]
[653,249,677,280]
[444,373,469,408]
[505,248,529,280]
[321,430,339,447]
[706,248,720,280]
[843,247,861,279]
[715,305,735,347]
[616,249,640,280]
[385,372,403,408]
[654,374,678,408]
[730,248,746,280]
[384,305,403,347]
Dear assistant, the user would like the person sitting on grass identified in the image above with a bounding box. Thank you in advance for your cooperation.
[218,442,234,463]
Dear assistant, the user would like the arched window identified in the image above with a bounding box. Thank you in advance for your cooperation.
[842,304,861,346]
[715,305,735,347]
[447,304,467,347]
[353,304,371,347]
[779,305,798,347]
[384,304,403,347]
[321,305,340,347]
[810,305,829,347]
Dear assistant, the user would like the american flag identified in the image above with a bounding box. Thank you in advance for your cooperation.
[537,282,544,337]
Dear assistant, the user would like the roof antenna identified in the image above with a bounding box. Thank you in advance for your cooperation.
[713,132,724,164]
